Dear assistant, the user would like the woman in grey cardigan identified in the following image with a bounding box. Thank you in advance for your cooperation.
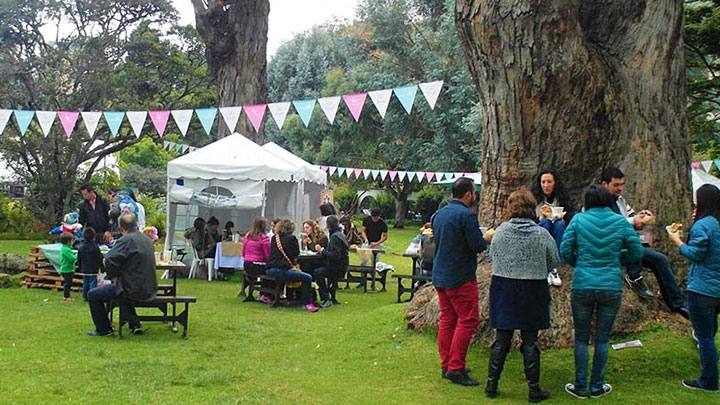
[486,189,560,403]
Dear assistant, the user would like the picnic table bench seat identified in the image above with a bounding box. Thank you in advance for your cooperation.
[109,295,197,339]
[238,270,285,307]
[392,274,432,303]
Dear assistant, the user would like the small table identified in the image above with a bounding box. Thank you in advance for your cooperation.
[214,241,245,270]
[350,247,385,291]
[297,252,325,275]
[156,261,185,332]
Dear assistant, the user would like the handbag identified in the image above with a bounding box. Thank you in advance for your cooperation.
[275,235,302,288]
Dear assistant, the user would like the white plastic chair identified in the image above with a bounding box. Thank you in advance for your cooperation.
[188,245,215,281]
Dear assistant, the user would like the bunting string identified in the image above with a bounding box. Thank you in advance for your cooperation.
[0,80,444,138]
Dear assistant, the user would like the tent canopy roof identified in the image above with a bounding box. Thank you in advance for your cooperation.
[261,142,326,185]
[166,133,298,182]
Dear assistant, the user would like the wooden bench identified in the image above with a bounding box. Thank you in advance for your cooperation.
[392,274,432,303]
[109,295,197,339]
[342,265,390,292]
[157,284,175,296]
[238,270,285,307]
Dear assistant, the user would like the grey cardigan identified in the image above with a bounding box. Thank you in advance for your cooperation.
[489,218,560,280]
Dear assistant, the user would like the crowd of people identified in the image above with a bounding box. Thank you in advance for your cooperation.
[432,171,720,400]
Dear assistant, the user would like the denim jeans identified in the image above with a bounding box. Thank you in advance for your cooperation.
[627,247,685,310]
[571,290,622,395]
[266,267,313,305]
[82,274,98,301]
[538,218,565,264]
[687,291,720,391]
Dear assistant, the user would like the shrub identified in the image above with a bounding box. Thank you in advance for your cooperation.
[413,185,445,222]
[373,191,397,219]
[333,184,357,213]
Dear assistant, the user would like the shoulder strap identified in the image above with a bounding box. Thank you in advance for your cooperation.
[274,235,294,267]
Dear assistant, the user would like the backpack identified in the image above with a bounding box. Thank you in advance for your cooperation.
[117,193,138,217]
[420,234,435,271]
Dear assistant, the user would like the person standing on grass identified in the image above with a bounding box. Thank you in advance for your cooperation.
[432,177,489,386]
[560,185,644,399]
[78,183,110,243]
[360,207,388,266]
[77,227,105,301]
[58,232,77,301]
[486,189,559,403]
[86,214,157,336]
[668,184,720,393]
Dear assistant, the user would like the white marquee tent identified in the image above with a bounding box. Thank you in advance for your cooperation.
[165,133,327,250]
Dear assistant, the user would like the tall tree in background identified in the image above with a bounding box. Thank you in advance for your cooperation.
[456,1,692,236]
[191,0,269,141]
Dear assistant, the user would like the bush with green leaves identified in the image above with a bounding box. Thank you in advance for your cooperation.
[332,184,358,213]
[413,185,445,223]
[372,191,397,219]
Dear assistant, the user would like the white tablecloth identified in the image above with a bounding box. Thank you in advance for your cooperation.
[214,242,244,270]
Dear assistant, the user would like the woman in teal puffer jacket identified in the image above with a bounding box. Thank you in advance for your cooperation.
[560,185,644,399]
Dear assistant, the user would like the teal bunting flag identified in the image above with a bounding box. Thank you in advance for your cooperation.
[293,99,316,127]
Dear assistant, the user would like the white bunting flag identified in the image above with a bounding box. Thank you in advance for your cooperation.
[219,106,242,133]
[379,170,389,181]
[419,80,444,109]
[0,110,12,134]
[182,144,190,153]
[362,169,372,179]
[368,89,392,118]
[80,111,102,137]
[36,111,56,137]
[171,109,193,136]
[163,141,170,149]
[397,171,407,182]
[317,96,341,124]
[329,166,337,176]
[701,160,713,172]
[268,102,291,130]
[126,111,147,137]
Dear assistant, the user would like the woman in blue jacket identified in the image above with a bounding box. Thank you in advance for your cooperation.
[669,184,720,393]
[560,185,644,399]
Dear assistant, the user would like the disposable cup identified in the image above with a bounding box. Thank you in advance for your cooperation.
[551,207,564,217]
[154,252,161,264]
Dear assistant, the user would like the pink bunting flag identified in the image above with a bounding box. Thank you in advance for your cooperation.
[353,168,363,179]
[425,172,435,182]
[320,165,328,172]
[149,110,171,137]
[57,111,79,138]
[342,93,367,122]
[244,104,267,132]
[692,161,701,169]
[389,170,398,181]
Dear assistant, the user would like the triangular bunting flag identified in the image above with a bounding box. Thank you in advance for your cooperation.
[182,144,190,153]
[319,165,328,172]
[371,169,380,180]
[195,108,217,135]
[219,106,242,133]
[168,142,176,150]
[36,111,56,136]
[329,166,337,176]
[389,170,398,181]
[692,161,701,169]
[368,89,392,118]
[14,110,35,136]
[407,171,417,182]
[58,111,79,138]
[126,111,147,137]
[171,109,193,136]
[81,111,102,137]
[715,160,720,171]
[379,170,388,181]
[189,147,196,153]
[163,141,170,150]
[425,172,435,182]
[318,96,341,124]
[701,160,713,172]
[353,168,363,179]
[362,169,372,179]
[444,172,454,180]
[268,102,291,130]
[419,80,443,109]
[244,104,267,132]
[149,110,170,137]
[103,111,124,137]
[393,85,418,114]
[0,110,12,134]
[338,167,346,177]
[293,99,316,127]
[342,93,367,122]
[174,143,183,152]
[397,171,407,182]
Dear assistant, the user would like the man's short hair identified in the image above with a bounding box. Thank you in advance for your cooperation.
[208,216,220,226]
[80,183,94,192]
[119,213,138,233]
[452,177,475,199]
[600,167,624,184]
[370,207,382,217]
[326,215,340,231]
[59,232,74,244]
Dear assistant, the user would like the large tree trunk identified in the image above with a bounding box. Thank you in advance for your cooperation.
[455,1,692,245]
[192,0,269,142]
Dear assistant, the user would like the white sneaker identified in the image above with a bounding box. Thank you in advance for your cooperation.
[548,269,562,287]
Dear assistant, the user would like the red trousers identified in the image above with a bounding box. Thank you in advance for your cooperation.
[436,280,480,372]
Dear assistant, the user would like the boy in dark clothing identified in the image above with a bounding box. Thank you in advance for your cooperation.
[77,227,105,301]
[314,216,349,308]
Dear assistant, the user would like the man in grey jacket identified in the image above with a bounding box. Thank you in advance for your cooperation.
[86,214,158,336]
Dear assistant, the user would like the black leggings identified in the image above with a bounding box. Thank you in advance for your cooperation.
[495,329,538,348]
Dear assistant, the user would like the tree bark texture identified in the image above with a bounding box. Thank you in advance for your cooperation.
[192,0,269,142]
[456,1,691,238]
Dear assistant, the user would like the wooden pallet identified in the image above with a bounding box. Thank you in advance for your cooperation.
[23,246,84,292]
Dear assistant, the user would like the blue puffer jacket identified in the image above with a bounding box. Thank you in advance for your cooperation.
[560,207,644,291]
[680,215,720,298]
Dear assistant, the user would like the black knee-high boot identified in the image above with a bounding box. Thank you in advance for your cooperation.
[523,341,549,403]
[485,339,510,398]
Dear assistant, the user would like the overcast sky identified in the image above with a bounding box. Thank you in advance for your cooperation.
[173,0,360,58]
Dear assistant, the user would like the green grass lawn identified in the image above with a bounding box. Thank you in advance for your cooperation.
[0,230,717,404]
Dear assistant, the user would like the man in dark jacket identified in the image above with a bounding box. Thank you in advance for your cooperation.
[78,183,110,243]
[86,214,158,336]
[314,215,349,308]
[432,177,488,386]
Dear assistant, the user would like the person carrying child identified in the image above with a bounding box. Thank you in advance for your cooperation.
[77,227,106,301]
[58,232,77,301]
